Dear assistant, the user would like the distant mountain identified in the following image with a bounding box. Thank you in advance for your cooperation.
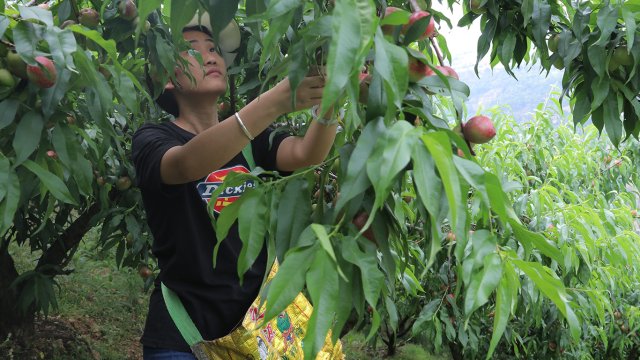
[442,12,566,122]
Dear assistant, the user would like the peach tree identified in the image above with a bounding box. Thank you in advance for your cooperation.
[0,0,638,359]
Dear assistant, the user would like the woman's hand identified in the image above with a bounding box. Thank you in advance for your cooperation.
[268,76,327,116]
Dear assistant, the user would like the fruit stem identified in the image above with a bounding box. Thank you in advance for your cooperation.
[459,123,476,156]
[408,0,422,12]
[429,38,445,67]
[408,0,445,66]
[0,39,14,48]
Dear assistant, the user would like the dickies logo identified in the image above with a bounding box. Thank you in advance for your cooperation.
[197,165,255,213]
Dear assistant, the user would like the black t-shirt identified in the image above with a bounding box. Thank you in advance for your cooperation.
[132,121,289,352]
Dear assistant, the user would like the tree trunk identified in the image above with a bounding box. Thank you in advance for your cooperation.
[0,247,35,340]
[448,341,464,360]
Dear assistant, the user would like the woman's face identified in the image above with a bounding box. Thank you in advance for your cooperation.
[170,30,227,95]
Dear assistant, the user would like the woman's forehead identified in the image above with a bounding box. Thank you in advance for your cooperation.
[183,30,214,44]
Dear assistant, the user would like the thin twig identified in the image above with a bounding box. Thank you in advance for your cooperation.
[430,38,445,67]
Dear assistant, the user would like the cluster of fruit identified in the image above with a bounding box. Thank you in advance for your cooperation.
[0,46,57,89]
[381,7,458,83]
[70,0,144,29]
[0,1,144,92]
[379,6,496,148]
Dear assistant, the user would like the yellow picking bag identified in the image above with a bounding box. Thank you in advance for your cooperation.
[162,262,344,360]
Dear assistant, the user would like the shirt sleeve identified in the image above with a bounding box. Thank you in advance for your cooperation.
[132,124,184,193]
[252,126,291,172]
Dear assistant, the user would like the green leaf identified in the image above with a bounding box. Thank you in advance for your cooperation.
[72,51,112,118]
[531,0,551,47]
[403,14,431,44]
[484,173,508,221]
[51,125,93,196]
[521,0,533,27]
[595,4,618,46]
[0,99,19,130]
[342,236,384,308]
[304,250,339,359]
[508,218,563,264]
[246,0,267,37]
[13,21,39,62]
[0,15,9,39]
[203,0,240,42]
[287,39,307,109]
[264,0,303,18]
[373,29,408,109]
[622,8,637,48]
[0,155,20,234]
[411,139,443,220]
[512,259,581,339]
[22,160,77,205]
[587,45,606,78]
[464,252,502,317]
[602,92,622,147]
[422,132,462,231]
[334,118,385,212]
[136,0,163,35]
[213,187,250,265]
[114,70,138,113]
[486,264,515,360]
[499,32,516,71]
[40,69,72,120]
[170,1,198,43]
[475,17,496,75]
[320,0,371,115]
[259,10,293,70]
[13,111,44,166]
[263,245,317,322]
[237,188,269,280]
[380,8,410,26]
[69,26,117,62]
[572,83,591,125]
[366,121,416,210]
[310,224,337,263]
[275,178,312,260]
[19,5,53,26]
[590,76,610,111]
[43,27,77,71]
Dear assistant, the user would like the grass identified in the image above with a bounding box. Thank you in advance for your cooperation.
[341,332,452,359]
[8,228,148,360]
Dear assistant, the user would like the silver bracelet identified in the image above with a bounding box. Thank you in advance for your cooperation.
[234,112,254,140]
[311,105,339,126]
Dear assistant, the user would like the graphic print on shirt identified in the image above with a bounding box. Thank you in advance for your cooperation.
[196,165,255,213]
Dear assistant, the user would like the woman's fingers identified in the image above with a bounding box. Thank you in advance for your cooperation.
[300,75,326,88]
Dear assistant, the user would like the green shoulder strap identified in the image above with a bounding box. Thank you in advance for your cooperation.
[241,142,255,171]
[161,282,203,346]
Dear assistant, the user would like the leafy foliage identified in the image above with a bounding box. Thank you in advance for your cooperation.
[0,1,639,360]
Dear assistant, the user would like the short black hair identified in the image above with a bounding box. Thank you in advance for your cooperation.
[146,26,214,117]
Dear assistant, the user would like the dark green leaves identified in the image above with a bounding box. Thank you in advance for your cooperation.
[366,121,416,209]
[321,0,375,115]
[0,154,20,234]
[202,0,240,43]
[275,178,312,260]
[22,160,77,205]
[13,112,44,165]
[373,29,408,109]
[335,118,385,212]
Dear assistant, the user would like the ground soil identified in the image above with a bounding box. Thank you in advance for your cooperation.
[0,315,142,360]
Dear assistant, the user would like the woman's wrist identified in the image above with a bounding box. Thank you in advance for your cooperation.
[311,105,339,126]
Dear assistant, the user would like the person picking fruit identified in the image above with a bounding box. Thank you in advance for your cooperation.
[132,10,342,360]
